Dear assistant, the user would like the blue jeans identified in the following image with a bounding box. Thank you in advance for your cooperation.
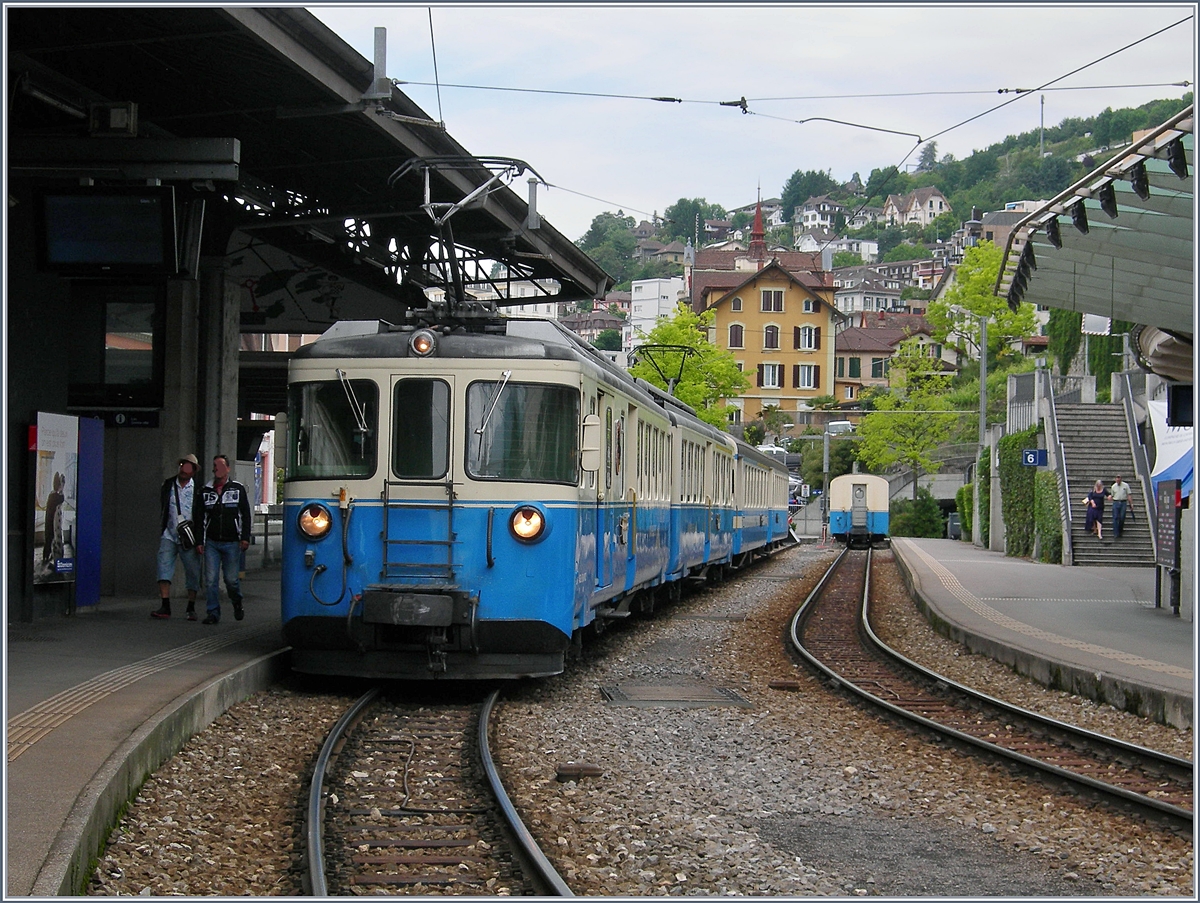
[157,536,202,591]
[204,540,243,619]
[1112,500,1128,537]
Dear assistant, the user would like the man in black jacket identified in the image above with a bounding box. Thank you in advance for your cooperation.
[195,454,252,624]
[152,454,202,620]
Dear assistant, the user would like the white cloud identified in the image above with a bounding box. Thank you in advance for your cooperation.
[310,3,1195,240]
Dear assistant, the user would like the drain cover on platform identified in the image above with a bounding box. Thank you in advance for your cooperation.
[599,683,752,708]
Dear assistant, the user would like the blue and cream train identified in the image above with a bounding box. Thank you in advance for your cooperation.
[281,313,791,679]
[827,473,891,548]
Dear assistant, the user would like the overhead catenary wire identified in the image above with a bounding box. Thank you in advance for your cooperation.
[395,14,1192,236]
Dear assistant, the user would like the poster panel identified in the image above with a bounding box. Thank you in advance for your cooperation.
[34,412,78,583]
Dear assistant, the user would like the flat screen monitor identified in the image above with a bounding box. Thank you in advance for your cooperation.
[36,186,177,275]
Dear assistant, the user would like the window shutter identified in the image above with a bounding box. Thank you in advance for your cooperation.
[793,326,801,350]
[792,364,800,388]
[811,298,820,314]
[814,365,821,389]
[814,326,821,350]
[756,364,764,387]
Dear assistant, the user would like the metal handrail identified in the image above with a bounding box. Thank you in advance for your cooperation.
[1117,371,1158,558]
[1043,369,1073,565]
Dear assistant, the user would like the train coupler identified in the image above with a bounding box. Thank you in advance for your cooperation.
[426,629,449,673]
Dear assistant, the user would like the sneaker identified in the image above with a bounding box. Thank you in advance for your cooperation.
[186,610,197,622]
[202,615,219,625]
[150,607,171,619]
[233,601,244,621]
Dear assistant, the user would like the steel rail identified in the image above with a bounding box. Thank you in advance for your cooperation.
[790,549,1193,829]
[479,687,574,896]
[306,687,380,896]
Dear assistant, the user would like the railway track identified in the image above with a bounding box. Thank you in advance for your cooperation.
[306,687,571,895]
[791,547,1193,832]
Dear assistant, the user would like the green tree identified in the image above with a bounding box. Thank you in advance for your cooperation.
[890,487,945,537]
[832,250,864,268]
[921,210,959,244]
[575,211,636,286]
[592,328,622,351]
[661,198,726,245]
[780,168,839,221]
[577,211,634,251]
[628,304,749,430]
[916,141,938,172]
[855,339,958,500]
[759,404,792,443]
[798,437,857,490]
[927,240,1037,366]
[882,242,932,263]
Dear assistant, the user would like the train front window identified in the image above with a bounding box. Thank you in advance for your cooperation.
[392,379,450,479]
[286,378,378,479]
[466,382,579,484]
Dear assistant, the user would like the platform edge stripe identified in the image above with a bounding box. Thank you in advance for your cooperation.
[30,648,291,897]
[6,627,280,758]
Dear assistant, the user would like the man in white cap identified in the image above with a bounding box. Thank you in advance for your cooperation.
[152,454,202,620]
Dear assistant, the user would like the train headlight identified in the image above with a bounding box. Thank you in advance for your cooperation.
[509,505,546,543]
[298,503,333,540]
[410,329,437,357]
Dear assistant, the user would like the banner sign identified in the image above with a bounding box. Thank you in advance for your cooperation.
[34,412,79,583]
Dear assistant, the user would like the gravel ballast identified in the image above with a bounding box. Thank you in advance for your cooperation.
[89,545,1193,896]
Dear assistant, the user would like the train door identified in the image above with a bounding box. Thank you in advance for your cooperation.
[702,442,712,561]
[851,482,869,529]
[385,375,455,582]
[595,393,614,589]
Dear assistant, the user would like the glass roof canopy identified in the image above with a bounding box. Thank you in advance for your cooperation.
[996,106,1193,380]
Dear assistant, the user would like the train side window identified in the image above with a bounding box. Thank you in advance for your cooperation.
[392,379,449,479]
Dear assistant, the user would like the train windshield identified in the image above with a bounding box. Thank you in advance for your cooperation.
[286,378,378,479]
[466,381,579,484]
[392,378,450,479]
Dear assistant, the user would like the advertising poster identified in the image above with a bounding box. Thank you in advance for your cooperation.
[1148,400,1194,498]
[34,412,78,584]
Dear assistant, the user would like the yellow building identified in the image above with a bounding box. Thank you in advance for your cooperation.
[704,261,841,425]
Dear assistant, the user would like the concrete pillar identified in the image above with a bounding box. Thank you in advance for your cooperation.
[197,256,241,468]
[160,279,201,468]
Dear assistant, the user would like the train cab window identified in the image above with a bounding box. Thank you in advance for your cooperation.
[286,378,378,480]
[466,381,579,484]
[392,379,449,479]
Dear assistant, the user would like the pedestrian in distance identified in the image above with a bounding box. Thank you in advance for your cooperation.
[1109,475,1131,538]
[1084,479,1108,540]
[151,454,203,620]
[195,454,252,624]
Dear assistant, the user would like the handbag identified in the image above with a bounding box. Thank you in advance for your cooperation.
[174,482,198,550]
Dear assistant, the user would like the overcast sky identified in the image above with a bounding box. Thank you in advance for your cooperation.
[309,4,1195,242]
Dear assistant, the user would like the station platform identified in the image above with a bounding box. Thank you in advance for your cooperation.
[6,542,1195,896]
[5,566,290,897]
[889,538,1195,730]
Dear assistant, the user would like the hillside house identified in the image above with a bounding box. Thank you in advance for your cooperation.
[834,324,951,405]
[795,195,847,232]
[883,187,951,227]
[705,261,842,425]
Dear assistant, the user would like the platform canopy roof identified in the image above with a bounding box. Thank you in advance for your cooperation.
[996,105,1193,381]
[7,7,612,314]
